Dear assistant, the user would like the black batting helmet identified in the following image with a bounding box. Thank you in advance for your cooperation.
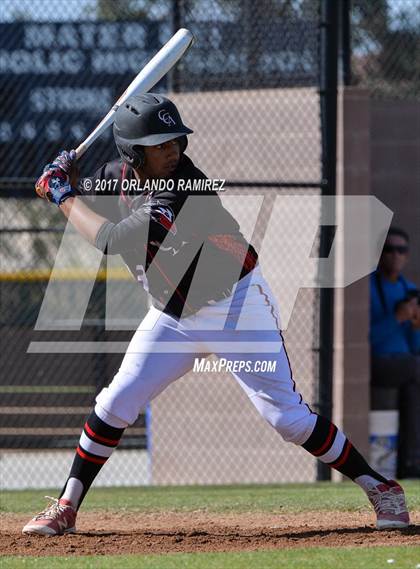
[113,93,193,169]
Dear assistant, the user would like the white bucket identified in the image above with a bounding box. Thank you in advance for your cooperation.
[369,410,399,480]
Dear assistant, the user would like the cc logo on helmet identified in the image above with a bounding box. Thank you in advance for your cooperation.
[158,109,176,126]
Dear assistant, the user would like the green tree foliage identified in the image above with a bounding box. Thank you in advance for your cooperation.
[96,0,169,21]
[351,0,420,98]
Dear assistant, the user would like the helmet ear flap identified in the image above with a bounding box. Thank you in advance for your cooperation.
[117,145,145,169]
[116,138,186,170]
[132,146,145,169]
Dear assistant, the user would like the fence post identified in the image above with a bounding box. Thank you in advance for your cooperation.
[340,0,352,86]
[318,0,339,481]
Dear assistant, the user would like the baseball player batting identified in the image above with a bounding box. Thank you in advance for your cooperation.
[23,93,409,535]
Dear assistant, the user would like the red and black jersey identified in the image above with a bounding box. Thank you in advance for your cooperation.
[77,154,258,319]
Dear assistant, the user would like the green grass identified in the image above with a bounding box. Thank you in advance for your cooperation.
[2,484,419,568]
[1,547,420,569]
[1,480,420,514]
[0,386,95,393]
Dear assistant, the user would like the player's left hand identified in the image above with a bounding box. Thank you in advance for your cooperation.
[35,150,78,206]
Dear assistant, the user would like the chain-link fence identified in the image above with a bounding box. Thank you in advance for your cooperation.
[1,199,152,488]
[0,0,326,490]
[0,0,321,181]
[349,0,420,98]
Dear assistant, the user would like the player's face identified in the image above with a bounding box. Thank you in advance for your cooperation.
[380,235,409,274]
[142,139,181,178]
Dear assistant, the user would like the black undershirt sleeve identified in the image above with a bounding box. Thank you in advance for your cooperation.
[94,200,178,255]
[94,208,150,254]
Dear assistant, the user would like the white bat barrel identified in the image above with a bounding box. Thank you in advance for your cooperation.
[75,28,194,159]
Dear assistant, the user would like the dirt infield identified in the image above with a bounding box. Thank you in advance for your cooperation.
[1,511,419,556]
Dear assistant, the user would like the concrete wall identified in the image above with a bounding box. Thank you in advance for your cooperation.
[333,90,420,474]
[171,88,321,183]
[371,100,420,284]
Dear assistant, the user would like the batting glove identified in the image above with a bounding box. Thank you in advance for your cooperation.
[49,150,77,175]
[35,150,77,206]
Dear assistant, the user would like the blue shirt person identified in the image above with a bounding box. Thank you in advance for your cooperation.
[370,226,420,478]
[370,272,420,355]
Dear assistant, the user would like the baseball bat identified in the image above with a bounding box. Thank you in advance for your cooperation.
[75,28,194,160]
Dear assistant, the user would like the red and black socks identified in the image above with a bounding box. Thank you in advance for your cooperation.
[302,414,388,486]
[60,408,126,509]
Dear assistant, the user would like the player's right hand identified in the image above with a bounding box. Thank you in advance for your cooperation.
[35,168,75,206]
[35,150,78,205]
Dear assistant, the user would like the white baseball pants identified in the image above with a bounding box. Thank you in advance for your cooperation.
[96,266,316,446]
